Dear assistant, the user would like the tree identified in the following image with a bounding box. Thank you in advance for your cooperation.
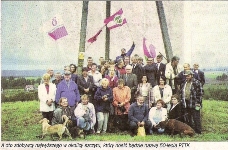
[77,1,89,75]
[221,73,228,80]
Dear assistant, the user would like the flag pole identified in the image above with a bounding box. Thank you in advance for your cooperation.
[85,42,92,51]
[159,52,167,60]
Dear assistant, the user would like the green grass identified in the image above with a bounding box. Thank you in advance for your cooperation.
[204,71,226,79]
[1,100,228,141]
[3,89,25,97]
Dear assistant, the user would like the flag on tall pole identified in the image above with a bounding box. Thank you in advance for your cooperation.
[104,8,127,30]
[87,8,127,44]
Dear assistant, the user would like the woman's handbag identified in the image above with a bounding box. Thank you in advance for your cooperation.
[137,126,146,136]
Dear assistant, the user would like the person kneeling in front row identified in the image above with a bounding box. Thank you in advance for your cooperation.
[149,99,167,134]
[128,96,152,136]
[74,94,96,134]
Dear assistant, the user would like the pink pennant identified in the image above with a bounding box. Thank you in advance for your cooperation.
[149,44,156,58]
[143,38,151,58]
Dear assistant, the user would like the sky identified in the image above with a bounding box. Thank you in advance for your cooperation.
[1,1,228,70]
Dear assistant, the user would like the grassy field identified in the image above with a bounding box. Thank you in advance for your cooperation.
[1,100,228,141]
[204,71,227,79]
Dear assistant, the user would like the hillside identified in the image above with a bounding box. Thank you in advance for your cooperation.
[1,70,62,77]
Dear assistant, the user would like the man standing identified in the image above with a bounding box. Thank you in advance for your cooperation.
[128,96,152,136]
[120,65,138,103]
[155,54,166,85]
[55,70,80,115]
[115,42,135,63]
[177,63,200,86]
[124,56,131,66]
[193,63,205,87]
[86,57,93,71]
[131,55,144,84]
[144,57,157,87]
[77,67,94,103]
[97,56,105,71]
[180,70,203,134]
[165,56,182,94]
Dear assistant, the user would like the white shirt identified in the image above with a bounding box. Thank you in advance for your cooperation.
[88,71,102,87]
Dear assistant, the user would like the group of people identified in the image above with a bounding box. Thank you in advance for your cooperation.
[38,44,205,137]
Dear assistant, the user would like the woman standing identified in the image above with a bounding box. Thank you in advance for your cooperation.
[38,73,56,124]
[105,67,119,89]
[112,79,131,131]
[94,78,113,134]
[135,75,153,108]
[69,64,78,83]
[153,76,172,111]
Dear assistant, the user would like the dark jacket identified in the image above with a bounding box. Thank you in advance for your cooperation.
[132,63,145,84]
[144,63,158,87]
[128,102,149,123]
[120,73,138,93]
[177,70,200,86]
[180,78,203,109]
[71,74,78,83]
[94,87,113,112]
[193,69,205,86]
[52,106,73,125]
[168,103,184,122]
[156,63,166,85]
[77,75,94,95]
[115,43,135,63]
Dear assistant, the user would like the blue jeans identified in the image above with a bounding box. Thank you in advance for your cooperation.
[96,112,109,132]
[77,117,90,131]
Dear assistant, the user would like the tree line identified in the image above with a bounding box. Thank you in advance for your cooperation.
[216,73,228,81]
[1,76,42,89]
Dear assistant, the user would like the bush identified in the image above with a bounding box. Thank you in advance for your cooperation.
[203,88,228,101]
[1,91,38,103]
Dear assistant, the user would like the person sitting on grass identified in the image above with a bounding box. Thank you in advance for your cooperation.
[52,97,76,127]
[128,96,152,137]
[148,99,167,134]
[168,94,184,122]
[74,94,96,134]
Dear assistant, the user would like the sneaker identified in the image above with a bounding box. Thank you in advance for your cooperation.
[96,131,101,134]
[101,131,106,134]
